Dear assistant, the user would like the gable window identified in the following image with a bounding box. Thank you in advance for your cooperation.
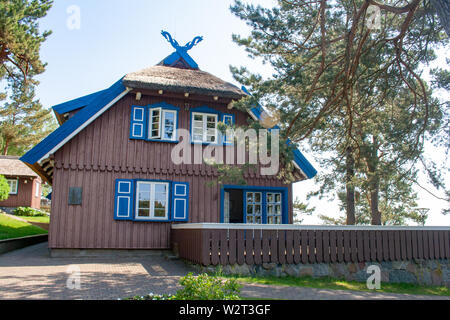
[192,112,218,143]
[7,179,18,195]
[130,103,179,142]
[135,181,169,220]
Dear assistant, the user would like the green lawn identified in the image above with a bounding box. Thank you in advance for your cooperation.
[19,215,50,224]
[220,274,450,297]
[0,214,48,240]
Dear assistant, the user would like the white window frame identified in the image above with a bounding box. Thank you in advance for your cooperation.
[191,112,218,143]
[135,181,169,221]
[148,108,177,141]
[35,181,40,197]
[246,191,263,224]
[149,107,162,139]
[7,179,18,195]
[266,192,283,224]
[161,109,177,141]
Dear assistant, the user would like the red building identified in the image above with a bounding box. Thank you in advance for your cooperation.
[0,156,41,210]
[21,32,316,251]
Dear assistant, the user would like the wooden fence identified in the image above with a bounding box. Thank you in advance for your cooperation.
[171,224,450,266]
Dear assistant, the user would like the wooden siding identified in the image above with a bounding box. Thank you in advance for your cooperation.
[0,176,41,209]
[172,227,450,266]
[49,93,293,249]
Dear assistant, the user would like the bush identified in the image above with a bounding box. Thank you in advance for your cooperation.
[174,273,241,300]
[14,207,47,217]
[0,175,9,201]
[125,273,241,300]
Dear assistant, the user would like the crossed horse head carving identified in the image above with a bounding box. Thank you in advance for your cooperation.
[161,30,203,52]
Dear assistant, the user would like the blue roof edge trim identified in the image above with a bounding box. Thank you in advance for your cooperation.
[162,51,199,69]
[241,86,317,179]
[52,89,108,116]
[21,78,127,165]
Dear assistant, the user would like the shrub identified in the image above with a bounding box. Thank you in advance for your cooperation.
[173,273,241,300]
[14,207,47,217]
[125,273,241,300]
[0,175,9,201]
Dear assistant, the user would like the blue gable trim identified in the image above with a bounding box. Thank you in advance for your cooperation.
[52,89,108,116]
[21,78,128,165]
[241,86,317,179]
[162,50,199,69]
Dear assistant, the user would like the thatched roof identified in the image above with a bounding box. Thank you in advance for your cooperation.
[122,65,246,99]
[0,156,38,178]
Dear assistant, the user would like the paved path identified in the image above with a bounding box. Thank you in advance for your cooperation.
[0,243,448,300]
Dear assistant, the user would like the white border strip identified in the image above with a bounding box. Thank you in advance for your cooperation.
[38,88,131,163]
[171,223,450,231]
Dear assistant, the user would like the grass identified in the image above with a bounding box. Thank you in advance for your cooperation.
[0,214,48,240]
[220,274,450,297]
[19,215,50,224]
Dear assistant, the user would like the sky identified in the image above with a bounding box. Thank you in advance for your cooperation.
[31,0,449,226]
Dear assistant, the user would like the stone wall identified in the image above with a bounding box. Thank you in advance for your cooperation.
[195,259,450,288]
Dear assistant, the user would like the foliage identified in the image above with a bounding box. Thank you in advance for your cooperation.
[0,75,56,155]
[125,273,242,300]
[230,0,449,224]
[14,206,47,217]
[293,197,315,223]
[0,175,9,201]
[173,273,241,300]
[0,0,53,83]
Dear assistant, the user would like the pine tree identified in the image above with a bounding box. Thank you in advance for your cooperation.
[230,0,449,225]
[0,76,56,155]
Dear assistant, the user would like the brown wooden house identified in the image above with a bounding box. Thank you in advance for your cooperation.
[0,156,41,210]
[21,32,317,250]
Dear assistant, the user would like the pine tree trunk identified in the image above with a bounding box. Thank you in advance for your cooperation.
[2,140,9,156]
[370,178,381,225]
[431,0,450,37]
[346,146,356,225]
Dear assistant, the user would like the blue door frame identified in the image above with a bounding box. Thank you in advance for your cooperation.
[220,185,289,224]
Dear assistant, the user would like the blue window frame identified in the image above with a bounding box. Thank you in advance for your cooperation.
[130,102,179,142]
[222,114,234,145]
[220,185,288,224]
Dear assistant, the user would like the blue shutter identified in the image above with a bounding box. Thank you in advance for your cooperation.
[114,179,134,220]
[130,106,146,139]
[172,182,189,222]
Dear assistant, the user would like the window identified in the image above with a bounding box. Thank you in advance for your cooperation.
[148,108,177,141]
[192,112,218,143]
[35,181,40,197]
[7,179,18,195]
[266,192,282,224]
[135,181,169,220]
[222,114,234,144]
[246,192,262,224]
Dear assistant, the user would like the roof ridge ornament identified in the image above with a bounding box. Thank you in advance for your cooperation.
[161,30,203,53]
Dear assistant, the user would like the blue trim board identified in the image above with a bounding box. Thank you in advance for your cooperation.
[21,78,127,165]
[241,85,317,179]
[52,89,108,116]
[220,185,289,224]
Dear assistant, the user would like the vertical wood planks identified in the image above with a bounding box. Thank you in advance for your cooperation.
[293,230,301,264]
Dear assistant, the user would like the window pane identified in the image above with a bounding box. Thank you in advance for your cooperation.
[154,184,167,194]
[267,193,274,203]
[255,193,261,203]
[275,205,281,214]
[275,193,281,203]
[246,204,253,214]
[194,114,203,121]
[207,115,216,122]
[154,209,166,218]
[255,216,261,224]
[247,216,253,223]
[267,205,273,214]
[138,208,150,217]
[268,216,274,224]
[255,205,261,214]
[247,193,253,203]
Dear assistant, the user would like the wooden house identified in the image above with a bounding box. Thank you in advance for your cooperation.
[20,32,317,251]
[0,156,42,210]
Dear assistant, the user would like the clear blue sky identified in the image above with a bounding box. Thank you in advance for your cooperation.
[33,0,448,226]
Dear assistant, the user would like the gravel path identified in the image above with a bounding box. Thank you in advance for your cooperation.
[0,242,447,300]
